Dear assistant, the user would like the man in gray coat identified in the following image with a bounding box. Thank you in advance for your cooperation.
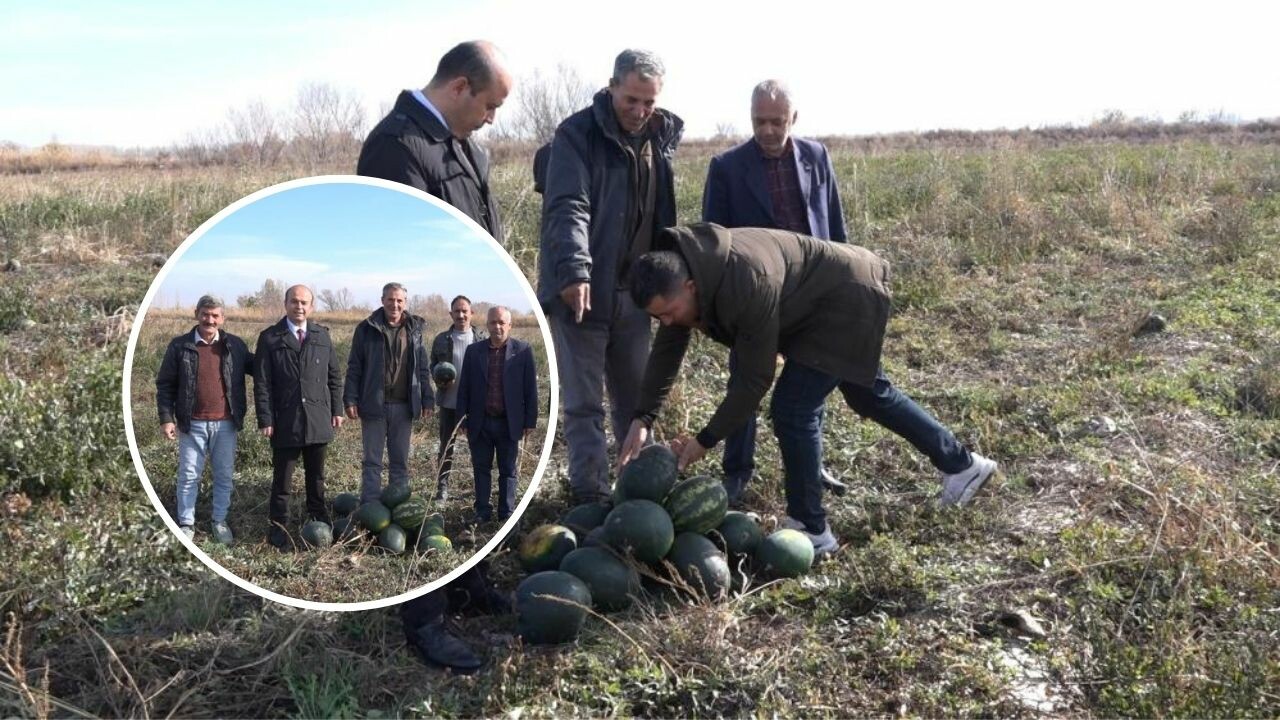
[428,294,488,501]
[538,48,683,503]
[344,282,435,505]
[254,285,344,551]
[618,224,998,556]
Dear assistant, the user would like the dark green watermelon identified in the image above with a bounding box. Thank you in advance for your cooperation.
[666,532,731,601]
[357,501,391,533]
[332,492,360,517]
[516,571,592,645]
[300,520,333,549]
[417,533,452,554]
[332,515,356,541]
[665,475,728,534]
[380,483,411,509]
[433,362,457,384]
[582,526,607,548]
[392,497,428,530]
[559,546,640,611]
[602,499,674,563]
[714,511,763,555]
[560,502,611,535]
[378,524,408,554]
[755,529,815,578]
[518,524,577,573]
[614,444,678,503]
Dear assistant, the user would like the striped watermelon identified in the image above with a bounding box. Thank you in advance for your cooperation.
[392,497,428,530]
[664,475,728,534]
[756,529,815,578]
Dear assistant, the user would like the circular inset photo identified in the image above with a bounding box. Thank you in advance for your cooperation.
[123,176,556,610]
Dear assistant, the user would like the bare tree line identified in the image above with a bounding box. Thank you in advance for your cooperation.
[173,67,594,169]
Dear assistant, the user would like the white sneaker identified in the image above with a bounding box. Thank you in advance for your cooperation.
[178,525,195,541]
[939,453,998,507]
[781,516,839,556]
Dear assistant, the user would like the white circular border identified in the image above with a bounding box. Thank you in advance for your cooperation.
[122,174,560,612]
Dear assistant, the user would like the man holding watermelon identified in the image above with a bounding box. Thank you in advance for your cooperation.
[618,224,999,556]
[428,294,488,502]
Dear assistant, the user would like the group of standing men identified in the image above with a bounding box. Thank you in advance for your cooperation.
[156,284,537,550]
[160,36,998,673]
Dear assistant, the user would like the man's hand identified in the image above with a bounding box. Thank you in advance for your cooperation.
[616,419,650,473]
[670,435,708,472]
[332,415,344,429]
[345,405,359,420]
[160,422,176,441]
[420,408,435,421]
[560,282,591,323]
[262,426,273,438]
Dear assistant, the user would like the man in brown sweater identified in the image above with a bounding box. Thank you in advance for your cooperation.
[618,224,998,556]
[156,294,254,544]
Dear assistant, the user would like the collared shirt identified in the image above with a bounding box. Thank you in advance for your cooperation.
[485,342,506,416]
[760,141,810,235]
[285,318,308,342]
[411,89,448,130]
[193,328,221,345]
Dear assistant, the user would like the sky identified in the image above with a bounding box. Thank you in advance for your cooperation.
[3,0,1278,148]
[151,181,536,313]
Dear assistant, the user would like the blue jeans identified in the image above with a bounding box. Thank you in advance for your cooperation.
[770,362,971,534]
[175,419,237,526]
[470,415,518,520]
[359,402,413,503]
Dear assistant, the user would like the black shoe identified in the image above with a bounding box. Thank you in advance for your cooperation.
[480,587,512,615]
[820,468,849,496]
[406,622,482,673]
[268,526,292,552]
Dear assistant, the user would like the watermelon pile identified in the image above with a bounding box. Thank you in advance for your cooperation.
[511,444,824,644]
[320,483,453,558]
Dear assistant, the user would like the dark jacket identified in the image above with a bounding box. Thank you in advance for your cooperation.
[636,223,892,445]
[429,325,489,370]
[357,90,502,237]
[537,89,684,323]
[343,309,434,418]
[253,319,343,448]
[702,137,847,241]
[456,338,539,443]
[155,328,253,433]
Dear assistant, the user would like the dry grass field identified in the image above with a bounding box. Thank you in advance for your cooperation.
[1,124,1278,716]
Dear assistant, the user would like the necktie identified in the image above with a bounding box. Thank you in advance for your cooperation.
[297,328,305,344]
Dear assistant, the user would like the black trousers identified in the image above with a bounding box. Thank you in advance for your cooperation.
[436,407,463,486]
[270,443,328,526]
[399,563,492,631]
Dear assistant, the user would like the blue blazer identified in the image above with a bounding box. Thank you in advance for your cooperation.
[701,137,847,242]
[456,337,539,442]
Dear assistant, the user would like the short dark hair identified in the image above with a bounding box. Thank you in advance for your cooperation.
[450,295,472,309]
[430,41,499,93]
[629,251,689,309]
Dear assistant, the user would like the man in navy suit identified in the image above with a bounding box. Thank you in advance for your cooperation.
[456,306,538,522]
[702,80,849,504]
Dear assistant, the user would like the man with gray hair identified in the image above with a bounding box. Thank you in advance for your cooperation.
[701,79,850,505]
[156,294,254,544]
[344,282,435,504]
[537,48,684,503]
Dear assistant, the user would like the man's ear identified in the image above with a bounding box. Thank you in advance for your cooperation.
[447,76,469,98]
[684,278,698,297]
